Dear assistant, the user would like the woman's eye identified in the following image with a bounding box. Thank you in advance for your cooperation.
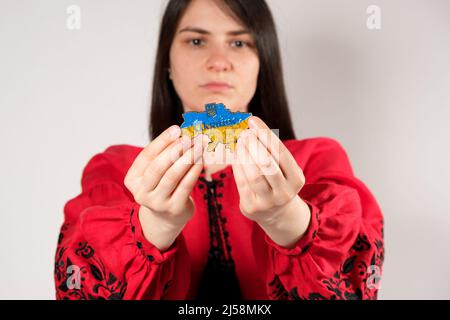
[189,38,204,46]
[231,40,247,48]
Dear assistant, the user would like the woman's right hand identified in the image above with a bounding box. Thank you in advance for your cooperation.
[124,125,207,251]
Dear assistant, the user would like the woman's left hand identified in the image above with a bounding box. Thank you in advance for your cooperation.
[232,116,309,227]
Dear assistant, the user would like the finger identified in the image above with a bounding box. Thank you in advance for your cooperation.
[141,135,193,192]
[155,134,205,197]
[231,147,254,201]
[237,133,271,196]
[248,116,303,183]
[127,125,181,180]
[171,136,208,201]
[245,129,285,190]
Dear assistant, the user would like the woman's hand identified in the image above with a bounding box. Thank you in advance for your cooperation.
[232,116,311,248]
[124,125,207,251]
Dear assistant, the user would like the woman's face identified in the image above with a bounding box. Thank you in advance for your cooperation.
[169,0,260,113]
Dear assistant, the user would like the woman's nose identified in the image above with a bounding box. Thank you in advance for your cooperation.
[206,49,232,72]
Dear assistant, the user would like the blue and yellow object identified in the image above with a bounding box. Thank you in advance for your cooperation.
[180,103,252,152]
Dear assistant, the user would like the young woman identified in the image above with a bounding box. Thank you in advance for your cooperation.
[54,0,384,300]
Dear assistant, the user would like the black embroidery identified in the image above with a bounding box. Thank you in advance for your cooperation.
[352,234,371,252]
[268,231,384,300]
[129,207,146,252]
[267,274,289,300]
[162,280,172,297]
[196,176,242,300]
[342,256,357,274]
[57,224,67,245]
[54,224,127,300]
[307,291,329,300]
[74,242,94,259]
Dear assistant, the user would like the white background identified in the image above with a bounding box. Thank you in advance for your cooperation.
[1,0,449,299]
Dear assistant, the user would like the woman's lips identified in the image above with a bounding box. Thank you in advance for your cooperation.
[201,82,232,91]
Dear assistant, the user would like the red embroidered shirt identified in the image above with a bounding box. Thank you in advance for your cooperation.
[54,137,384,300]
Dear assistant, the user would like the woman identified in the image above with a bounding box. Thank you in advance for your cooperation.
[54,0,384,300]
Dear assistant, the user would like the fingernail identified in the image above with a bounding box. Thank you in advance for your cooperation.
[169,126,181,139]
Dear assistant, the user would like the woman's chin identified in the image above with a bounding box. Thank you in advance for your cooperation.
[200,93,233,104]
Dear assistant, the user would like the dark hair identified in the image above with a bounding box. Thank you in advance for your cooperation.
[149,0,296,141]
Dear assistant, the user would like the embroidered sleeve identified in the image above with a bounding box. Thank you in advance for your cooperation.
[54,150,191,300]
[252,138,385,300]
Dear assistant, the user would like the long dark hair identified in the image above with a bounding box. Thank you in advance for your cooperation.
[149,0,296,141]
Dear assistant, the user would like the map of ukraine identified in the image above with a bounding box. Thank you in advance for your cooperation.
[180,103,252,152]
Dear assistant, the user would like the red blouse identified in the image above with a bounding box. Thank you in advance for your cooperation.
[54,137,384,300]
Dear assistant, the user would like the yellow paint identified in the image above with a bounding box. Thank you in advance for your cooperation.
[181,119,250,152]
